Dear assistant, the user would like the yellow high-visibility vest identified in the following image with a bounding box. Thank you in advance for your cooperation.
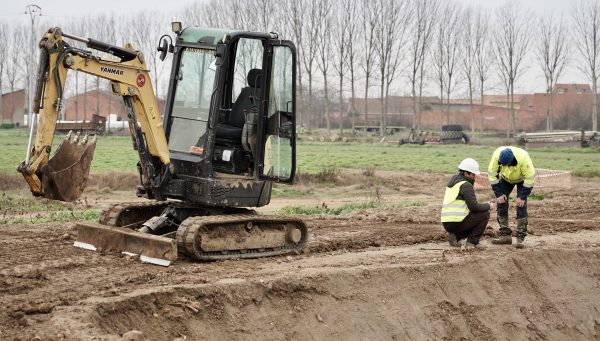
[441,180,469,223]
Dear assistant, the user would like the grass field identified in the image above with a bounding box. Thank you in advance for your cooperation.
[1,128,599,176]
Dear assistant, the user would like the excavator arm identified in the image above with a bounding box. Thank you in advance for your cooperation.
[17,27,170,201]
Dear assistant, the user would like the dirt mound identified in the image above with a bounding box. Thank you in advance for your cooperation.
[0,171,24,191]
[22,241,600,340]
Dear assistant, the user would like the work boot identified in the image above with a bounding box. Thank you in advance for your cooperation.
[448,233,462,247]
[492,215,512,244]
[515,217,528,249]
[515,237,524,249]
[492,235,512,245]
[465,242,486,250]
[491,235,512,245]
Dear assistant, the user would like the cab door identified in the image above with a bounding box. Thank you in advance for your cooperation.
[259,41,296,183]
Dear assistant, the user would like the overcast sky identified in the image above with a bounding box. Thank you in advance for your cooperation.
[2,0,571,19]
[1,0,588,95]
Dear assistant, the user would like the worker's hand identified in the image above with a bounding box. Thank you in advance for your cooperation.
[488,200,497,210]
[496,194,507,204]
[516,197,526,207]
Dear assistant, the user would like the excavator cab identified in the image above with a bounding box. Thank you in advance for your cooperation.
[157,27,297,207]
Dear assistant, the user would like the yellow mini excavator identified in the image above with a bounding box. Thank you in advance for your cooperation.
[17,24,307,266]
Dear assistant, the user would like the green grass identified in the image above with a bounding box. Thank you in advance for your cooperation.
[277,199,426,216]
[528,192,545,201]
[0,128,138,174]
[0,209,100,225]
[0,192,100,224]
[297,142,600,176]
[0,193,70,213]
[2,128,599,176]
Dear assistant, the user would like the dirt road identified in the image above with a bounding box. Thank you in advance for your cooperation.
[1,174,599,340]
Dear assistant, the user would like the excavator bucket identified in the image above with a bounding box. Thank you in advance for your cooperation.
[40,132,96,202]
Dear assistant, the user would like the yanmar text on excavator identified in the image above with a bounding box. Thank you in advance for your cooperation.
[17,23,307,266]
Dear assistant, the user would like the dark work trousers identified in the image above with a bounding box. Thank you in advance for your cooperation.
[496,179,528,219]
[442,210,490,244]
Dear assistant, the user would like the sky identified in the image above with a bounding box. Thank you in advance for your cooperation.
[1,0,589,96]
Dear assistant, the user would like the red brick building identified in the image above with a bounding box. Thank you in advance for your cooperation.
[331,83,595,132]
[62,90,166,123]
[1,89,27,125]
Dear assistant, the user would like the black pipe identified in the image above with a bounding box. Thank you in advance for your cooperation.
[33,41,49,114]
[86,38,138,62]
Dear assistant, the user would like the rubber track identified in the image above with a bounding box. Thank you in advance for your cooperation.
[176,214,308,261]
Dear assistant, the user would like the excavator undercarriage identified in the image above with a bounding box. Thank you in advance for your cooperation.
[75,202,307,265]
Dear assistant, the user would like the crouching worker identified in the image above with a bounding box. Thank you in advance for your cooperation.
[441,158,496,250]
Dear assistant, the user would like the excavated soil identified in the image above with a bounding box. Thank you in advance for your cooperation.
[1,172,600,340]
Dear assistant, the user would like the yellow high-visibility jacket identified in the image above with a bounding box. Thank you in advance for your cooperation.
[441,181,469,223]
[488,146,535,199]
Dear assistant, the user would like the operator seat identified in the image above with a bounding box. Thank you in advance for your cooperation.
[216,69,262,142]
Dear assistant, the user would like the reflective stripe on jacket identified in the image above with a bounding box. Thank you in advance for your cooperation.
[487,146,535,188]
[441,180,469,223]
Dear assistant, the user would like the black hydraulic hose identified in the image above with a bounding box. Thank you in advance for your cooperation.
[52,47,73,106]
[32,42,49,114]
[86,38,138,62]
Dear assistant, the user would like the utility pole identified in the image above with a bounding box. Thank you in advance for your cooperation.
[24,4,41,163]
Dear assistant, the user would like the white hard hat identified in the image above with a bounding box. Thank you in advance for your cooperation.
[458,158,480,175]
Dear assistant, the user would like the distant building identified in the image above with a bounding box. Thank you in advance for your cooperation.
[1,89,27,125]
[62,90,166,125]
[328,83,596,132]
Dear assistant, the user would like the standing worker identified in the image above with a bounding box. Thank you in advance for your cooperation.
[441,158,496,250]
[488,146,535,248]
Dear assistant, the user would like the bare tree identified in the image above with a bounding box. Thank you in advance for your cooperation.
[375,0,411,136]
[315,0,333,133]
[536,13,569,131]
[280,0,307,129]
[408,0,439,129]
[332,0,352,134]
[247,0,277,32]
[461,7,476,132]
[130,11,170,98]
[6,27,26,124]
[572,0,600,131]
[0,24,7,122]
[432,2,462,125]
[361,0,379,134]
[180,2,210,27]
[473,8,491,132]
[344,0,360,131]
[300,0,320,130]
[198,0,250,29]
[69,17,90,122]
[494,1,533,136]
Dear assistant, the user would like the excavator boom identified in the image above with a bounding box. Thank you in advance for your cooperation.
[17,27,170,202]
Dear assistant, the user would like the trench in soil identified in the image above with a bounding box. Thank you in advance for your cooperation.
[56,245,600,340]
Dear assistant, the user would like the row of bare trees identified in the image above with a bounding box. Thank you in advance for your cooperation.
[1,0,599,133]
